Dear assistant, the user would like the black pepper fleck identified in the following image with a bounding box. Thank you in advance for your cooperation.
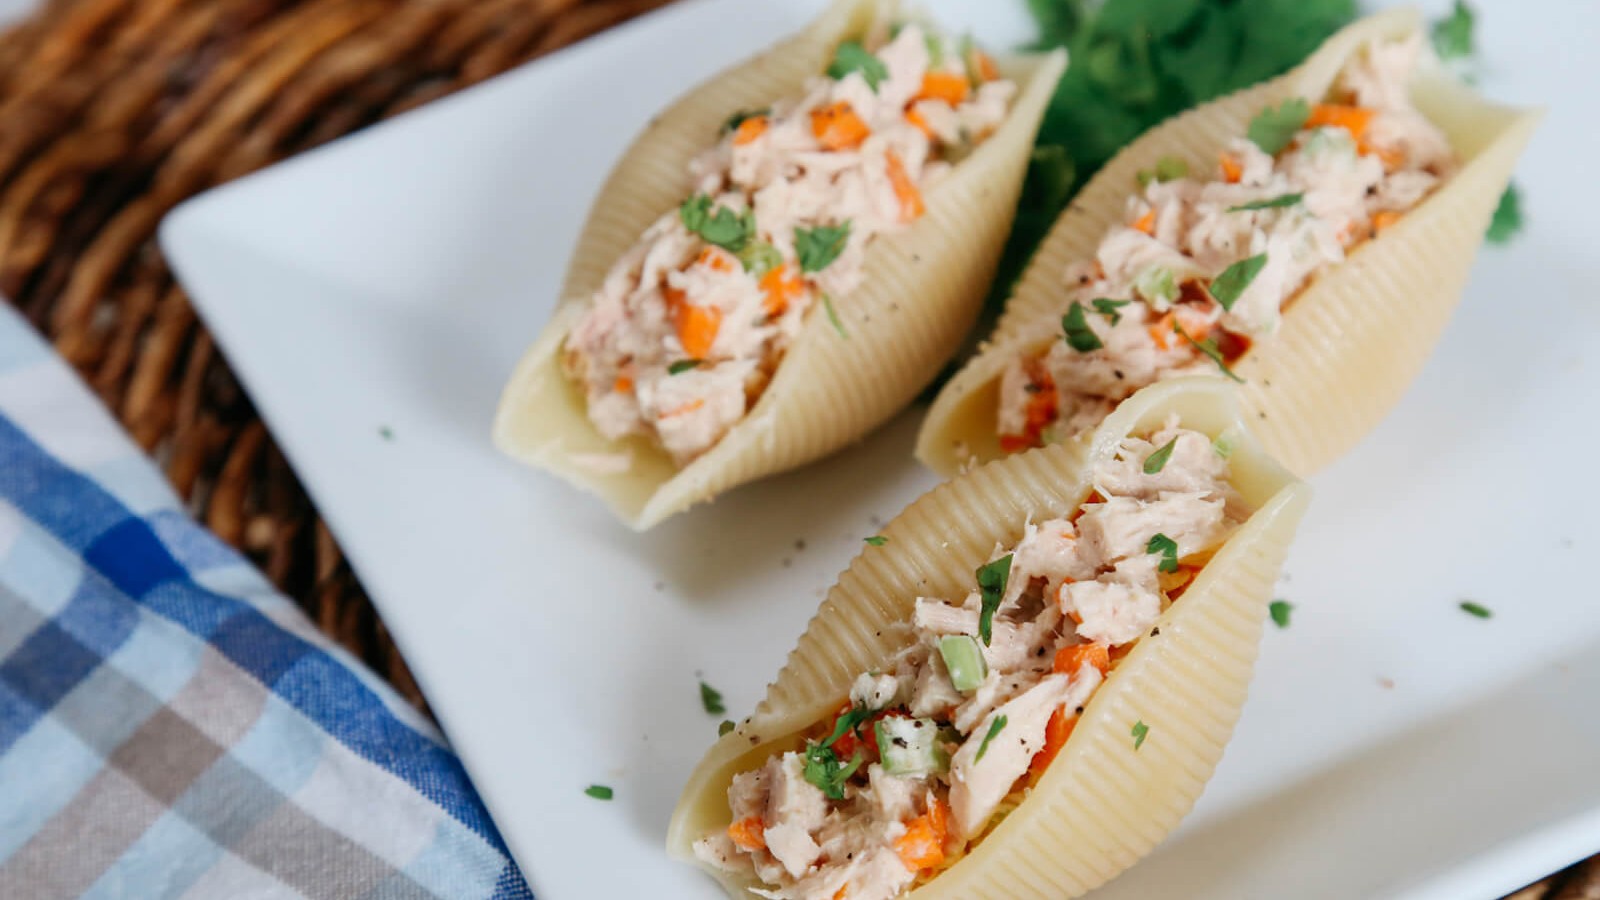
[1113,369,1125,380]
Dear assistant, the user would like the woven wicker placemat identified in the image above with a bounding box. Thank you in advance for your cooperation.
[0,0,1584,895]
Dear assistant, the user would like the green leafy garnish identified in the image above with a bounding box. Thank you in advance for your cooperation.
[976,554,1014,646]
[1138,154,1190,187]
[1174,322,1244,383]
[1091,298,1132,325]
[803,743,864,800]
[1269,599,1293,629]
[378,426,394,441]
[975,715,1008,763]
[1486,184,1523,245]
[722,107,770,134]
[718,719,735,736]
[1248,97,1311,155]
[1062,302,1103,353]
[1131,720,1149,750]
[1431,0,1474,61]
[1143,437,1177,474]
[1227,193,1303,212]
[1135,265,1177,305]
[737,241,784,277]
[924,32,946,68]
[1209,253,1268,311]
[864,535,888,546]
[827,41,888,90]
[1146,533,1179,573]
[796,222,851,274]
[700,681,726,715]
[585,784,613,800]
[822,294,848,338]
[823,705,875,749]
[680,194,755,253]
[668,360,701,375]
[1459,600,1493,619]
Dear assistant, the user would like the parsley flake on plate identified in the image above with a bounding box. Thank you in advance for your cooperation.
[1459,600,1493,619]
[1269,599,1293,629]
[718,719,735,736]
[585,785,613,800]
[1486,184,1523,244]
[699,680,726,715]
[1431,0,1474,61]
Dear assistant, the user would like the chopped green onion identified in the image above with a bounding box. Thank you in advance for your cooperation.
[1143,437,1177,474]
[975,554,1014,646]
[975,714,1008,762]
[938,635,988,693]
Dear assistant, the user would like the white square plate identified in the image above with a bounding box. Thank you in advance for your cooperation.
[161,1,1600,897]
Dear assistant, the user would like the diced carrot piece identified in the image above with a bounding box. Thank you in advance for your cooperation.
[759,263,804,317]
[893,801,949,871]
[972,50,1000,83]
[613,375,633,394]
[885,151,925,222]
[728,816,766,852]
[811,101,870,151]
[1306,103,1375,139]
[662,285,686,308]
[1372,210,1402,233]
[675,303,721,359]
[1219,153,1243,184]
[1132,209,1155,235]
[905,107,933,138]
[1030,707,1077,776]
[1053,642,1111,677]
[1357,136,1404,170]
[917,71,969,105]
[733,115,768,146]
[660,398,705,419]
[998,434,1035,453]
[1149,308,1212,350]
[832,889,848,900]
[696,247,735,273]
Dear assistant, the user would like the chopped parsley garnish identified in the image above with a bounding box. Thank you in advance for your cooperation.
[668,360,701,375]
[378,426,394,441]
[924,32,945,68]
[1269,599,1293,629]
[827,41,888,91]
[1138,155,1190,187]
[1062,301,1103,353]
[975,715,1008,763]
[722,107,770,134]
[1247,98,1311,156]
[1209,253,1267,311]
[1131,720,1149,750]
[1091,298,1132,325]
[1143,437,1177,474]
[1459,600,1493,619]
[796,222,852,273]
[1227,193,1303,213]
[1431,0,1475,61]
[823,705,875,749]
[1486,184,1523,245]
[1146,533,1179,573]
[737,240,784,277]
[803,742,864,800]
[699,681,726,715]
[864,535,888,546]
[585,784,613,800]
[976,554,1014,646]
[680,194,755,254]
[1174,322,1244,383]
[718,719,735,736]
[822,293,848,338]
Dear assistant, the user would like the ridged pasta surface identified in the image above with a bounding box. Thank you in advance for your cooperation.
[668,377,1312,898]
[916,8,1541,477]
[492,0,1066,528]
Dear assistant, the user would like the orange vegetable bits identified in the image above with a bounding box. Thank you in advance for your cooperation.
[661,398,706,419]
[969,48,1000,84]
[733,115,768,146]
[1053,642,1111,677]
[613,375,634,394]
[1219,152,1243,183]
[811,101,870,151]
[1030,707,1077,777]
[905,106,933,138]
[1131,209,1155,235]
[1149,308,1212,351]
[917,71,969,105]
[727,816,766,852]
[885,151,925,222]
[759,264,805,317]
[696,247,736,273]
[1371,209,1402,233]
[675,303,722,359]
[893,798,950,872]
[1306,103,1374,139]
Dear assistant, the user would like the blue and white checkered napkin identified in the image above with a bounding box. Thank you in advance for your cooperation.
[0,304,530,899]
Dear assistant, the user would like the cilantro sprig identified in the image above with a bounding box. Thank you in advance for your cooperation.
[680,194,754,254]
[1248,98,1311,156]
[1431,0,1474,61]
[796,222,851,273]
[827,41,888,91]
[803,742,864,800]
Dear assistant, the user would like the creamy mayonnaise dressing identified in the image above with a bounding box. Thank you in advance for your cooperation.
[695,422,1246,900]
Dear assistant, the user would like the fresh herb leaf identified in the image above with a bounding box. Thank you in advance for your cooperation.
[1131,720,1149,750]
[864,535,889,546]
[722,107,770,134]
[1269,599,1293,629]
[699,681,726,715]
[803,743,864,800]
[1459,600,1493,619]
[680,194,755,253]
[1174,322,1245,383]
[1248,98,1311,156]
[976,554,1014,646]
[827,41,888,90]
[1146,533,1179,573]
[1062,301,1103,353]
[737,240,784,277]
[718,719,735,736]
[378,426,394,441]
[924,32,945,68]
[1431,0,1474,61]
[975,715,1008,762]
[1143,437,1177,474]
[1091,297,1132,325]
[823,705,875,749]
[585,784,614,800]
[668,360,701,375]
[1138,154,1190,187]
[1486,184,1523,245]
[1209,253,1268,311]
[796,222,851,273]
[1227,193,1303,212]
[822,294,848,338]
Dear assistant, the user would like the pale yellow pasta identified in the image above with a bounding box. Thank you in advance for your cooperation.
[668,376,1312,899]
[916,8,1541,478]
[492,0,1066,529]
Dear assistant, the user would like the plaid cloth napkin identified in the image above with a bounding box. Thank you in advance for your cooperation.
[0,303,530,898]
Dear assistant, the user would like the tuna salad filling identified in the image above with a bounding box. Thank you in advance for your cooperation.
[996,35,1457,452]
[564,17,1018,466]
[694,422,1248,900]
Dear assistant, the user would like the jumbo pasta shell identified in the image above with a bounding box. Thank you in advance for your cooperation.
[916,8,1541,478]
[668,376,1311,898]
[492,0,1066,529]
